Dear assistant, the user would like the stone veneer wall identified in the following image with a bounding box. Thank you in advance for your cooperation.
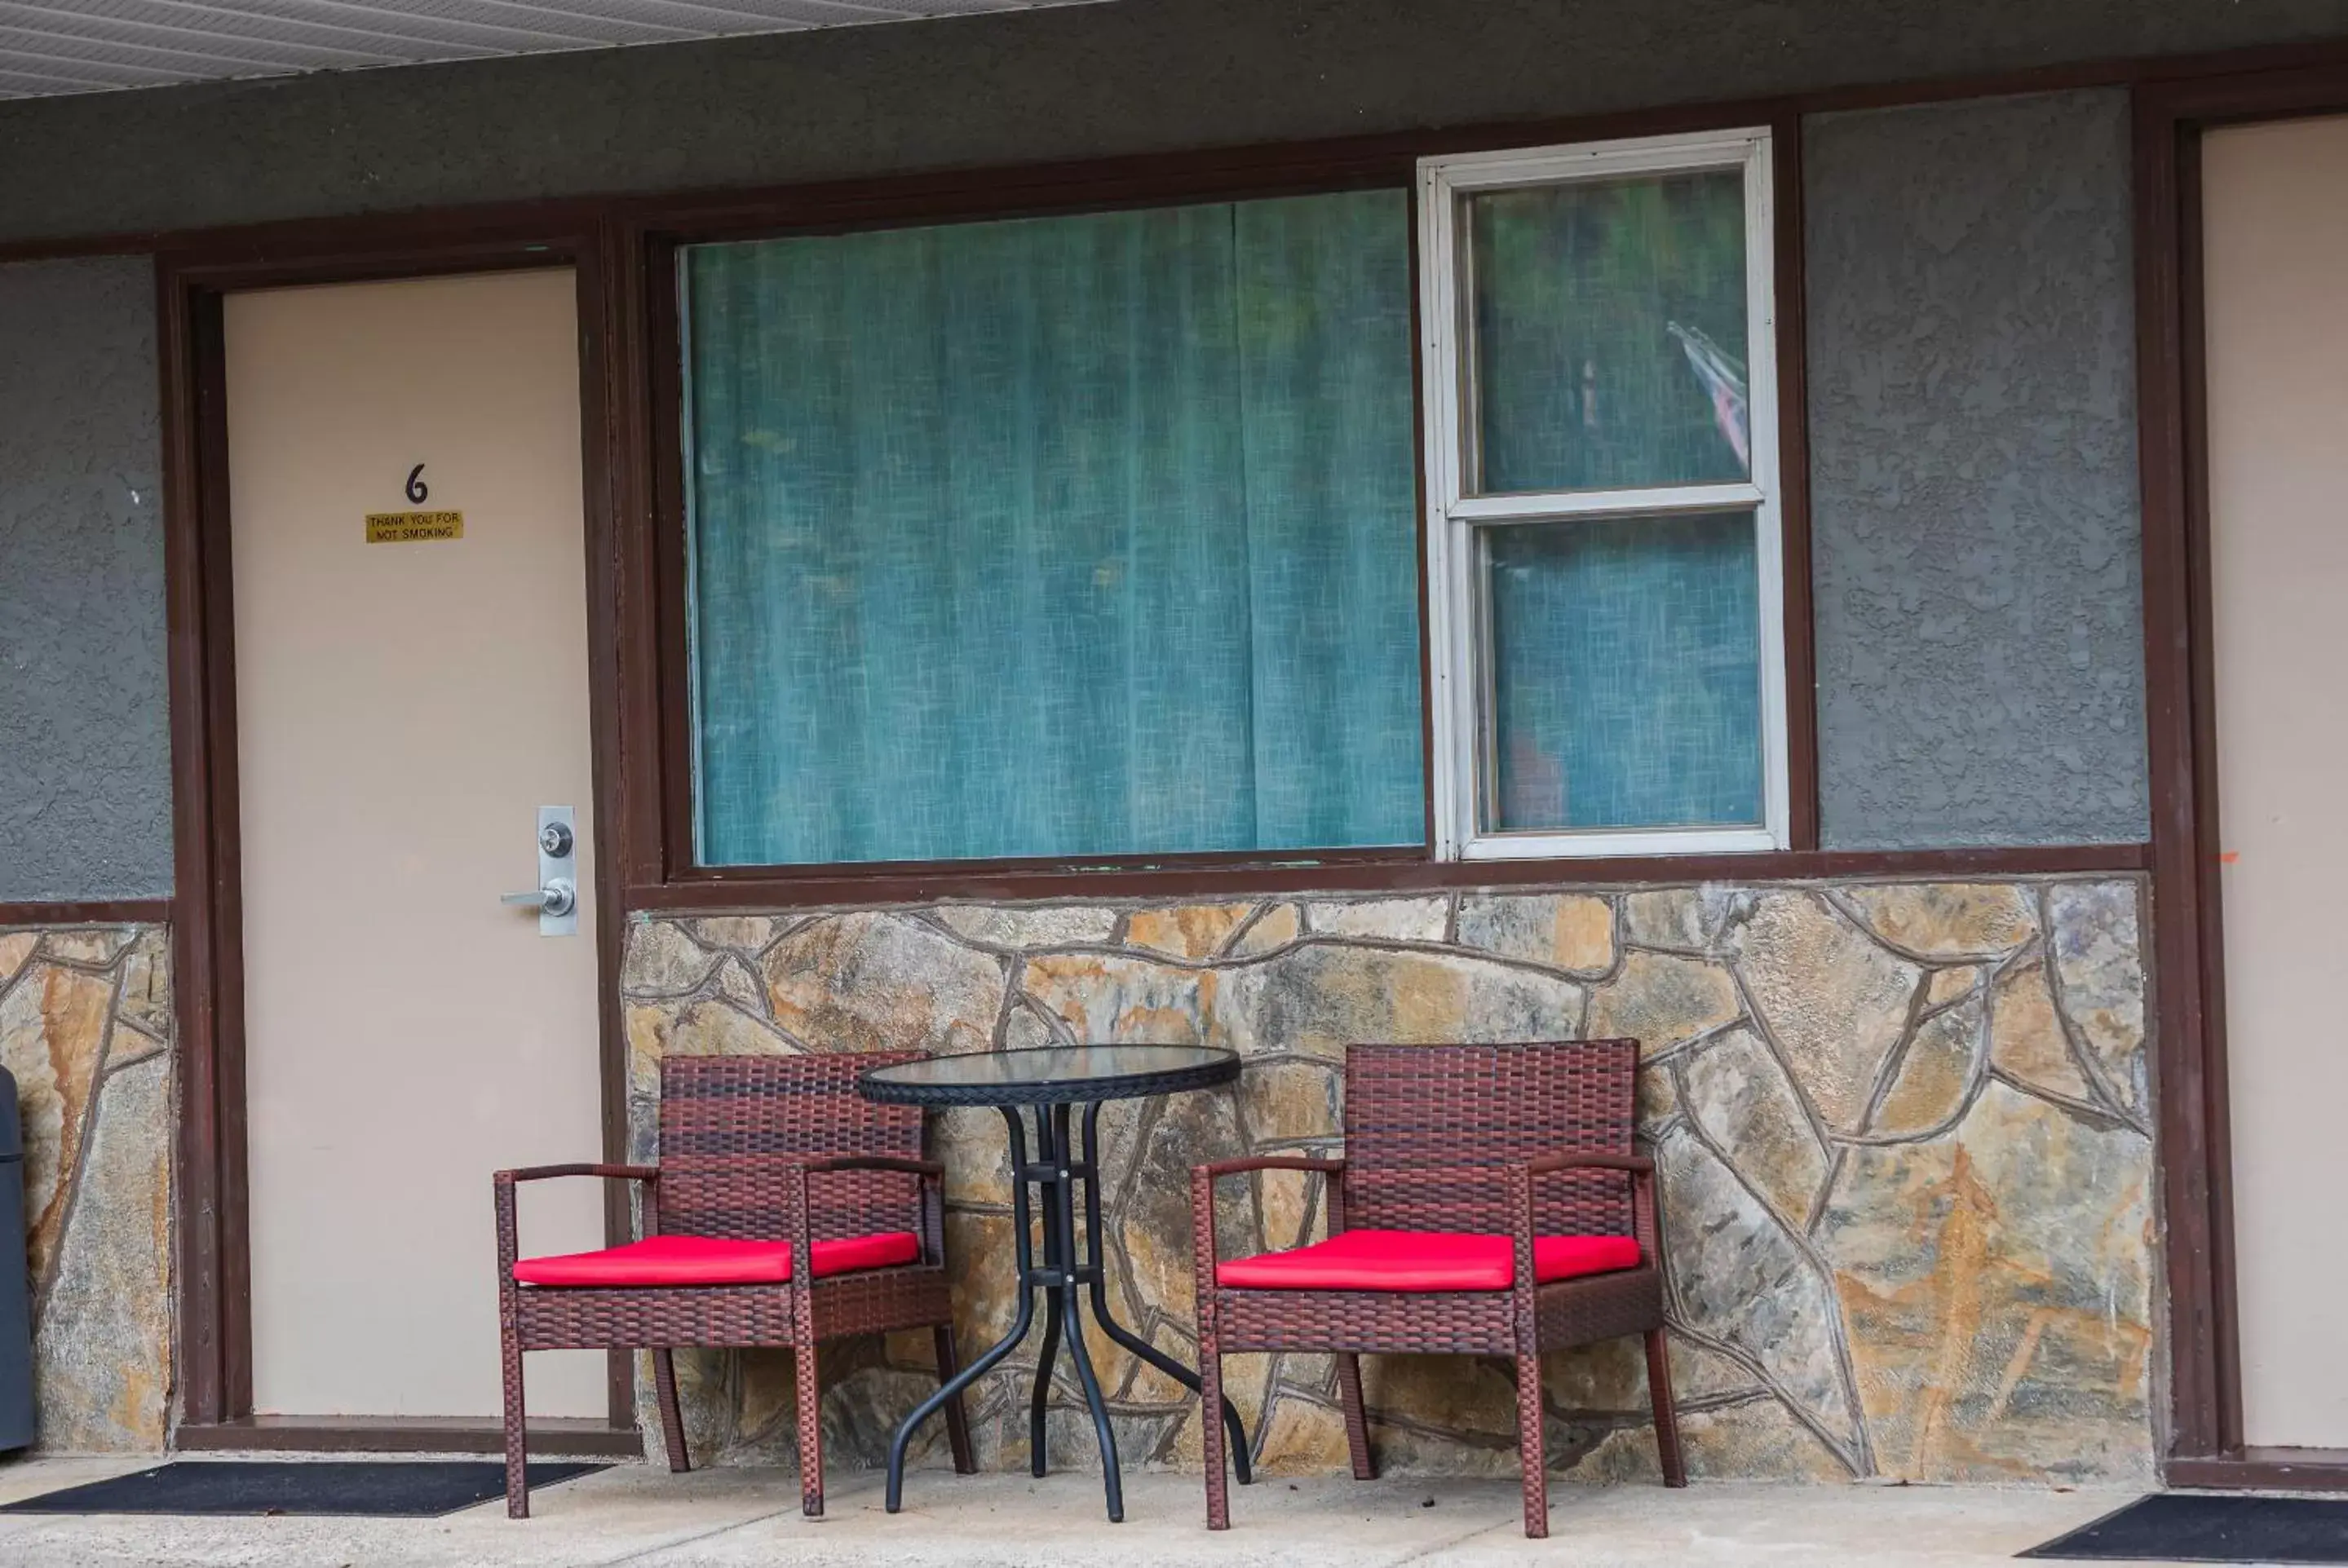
[621,877,2156,1486]
[0,923,173,1451]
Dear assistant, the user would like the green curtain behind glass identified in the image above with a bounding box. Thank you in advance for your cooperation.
[683,191,1424,867]
[1486,511,1762,832]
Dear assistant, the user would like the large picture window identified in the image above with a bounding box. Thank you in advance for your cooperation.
[680,191,1427,868]
[1419,130,1789,859]
[672,128,1788,876]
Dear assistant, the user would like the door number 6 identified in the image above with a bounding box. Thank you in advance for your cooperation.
[405,464,429,505]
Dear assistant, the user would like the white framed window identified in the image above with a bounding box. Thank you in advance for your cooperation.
[1419,128,1789,861]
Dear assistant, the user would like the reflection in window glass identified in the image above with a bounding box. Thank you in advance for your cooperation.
[1468,171,1749,494]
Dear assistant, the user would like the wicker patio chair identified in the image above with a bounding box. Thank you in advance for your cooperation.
[493,1051,975,1519]
[1189,1040,1683,1539]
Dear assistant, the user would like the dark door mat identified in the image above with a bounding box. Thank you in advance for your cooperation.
[2024,1494,2348,1562]
[0,1460,605,1517]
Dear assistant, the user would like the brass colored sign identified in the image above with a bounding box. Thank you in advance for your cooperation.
[365,510,464,544]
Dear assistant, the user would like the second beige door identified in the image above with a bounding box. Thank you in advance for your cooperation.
[2204,114,2348,1450]
[228,270,609,1420]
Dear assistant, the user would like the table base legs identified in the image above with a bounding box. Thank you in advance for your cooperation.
[886,1101,1254,1522]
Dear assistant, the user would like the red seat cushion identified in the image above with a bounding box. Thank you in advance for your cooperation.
[511,1231,920,1288]
[1215,1229,1641,1292]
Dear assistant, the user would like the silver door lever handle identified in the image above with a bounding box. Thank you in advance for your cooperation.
[502,879,577,917]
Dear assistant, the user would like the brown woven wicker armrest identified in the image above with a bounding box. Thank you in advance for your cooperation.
[1512,1151,1659,1265]
[496,1163,659,1185]
[784,1155,948,1273]
[1191,1156,1349,1288]
[493,1165,660,1274]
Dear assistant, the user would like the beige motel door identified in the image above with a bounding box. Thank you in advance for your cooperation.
[225,270,608,1420]
[2203,114,2348,1451]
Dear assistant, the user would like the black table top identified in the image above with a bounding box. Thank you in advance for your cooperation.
[858,1044,1240,1108]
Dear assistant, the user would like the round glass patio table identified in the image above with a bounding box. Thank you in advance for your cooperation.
[860,1044,1251,1523]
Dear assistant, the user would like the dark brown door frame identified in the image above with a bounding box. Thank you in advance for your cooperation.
[158,215,641,1454]
[2137,63,2348,1491]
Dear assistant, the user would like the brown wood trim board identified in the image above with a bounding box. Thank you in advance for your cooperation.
[625,844,2155,915]
[1771,108,1822,856]
[174,1415,641,1459]
[160,264,242,1429]
[2168,1449,2348,1493]
[0,899,172,925]
[2133,60,2348,1477]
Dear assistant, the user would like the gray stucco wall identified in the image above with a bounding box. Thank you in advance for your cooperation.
[0,258,171,901]
[0,0,2345,244]
[1806,91,2149,849]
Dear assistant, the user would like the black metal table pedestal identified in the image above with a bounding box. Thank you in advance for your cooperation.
[882,1098,1254,1522]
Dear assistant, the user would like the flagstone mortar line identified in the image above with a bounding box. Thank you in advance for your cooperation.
[99,1039,166,1076]
[30,948,128,1328]
[1816,886,2041,970]
[0,934,43,1011]
[1659,1321,1796,1411]
[1852,971,1938,1142]
[109,1010,165,1046]
[1664,1103,1869,1478]
[1981,1067,2143,1136]
[1721,954,1846,1180]
[2033,886,2150,1138]
[985,959,1019,1050]
[1837,998,1996,1151]
[1807,1143,1848,1243]
[724,955,776,1021]
[754,915,824,961]
[1010,990,1081,1049]
[1621,1013,1751,1075]
[1213,900,1277,959]
[931,927,1615,993]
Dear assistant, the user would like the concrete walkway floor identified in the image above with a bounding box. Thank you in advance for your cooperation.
[0,1455,2173,1567]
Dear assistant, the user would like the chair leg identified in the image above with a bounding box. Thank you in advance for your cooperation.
[795,1341,825,1518]
[934,1324,977,1476]
[652,1349,691,1473]
[1201,1340,1231,1530]
[501,1312,528,1519]
[1645,1328,1688,1488]
[1516,1353,1548,1540]
[1335,1353,1376,1481]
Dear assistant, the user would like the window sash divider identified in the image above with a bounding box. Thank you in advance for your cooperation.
[1448,481,1766,525]
[1459,825,1780,861]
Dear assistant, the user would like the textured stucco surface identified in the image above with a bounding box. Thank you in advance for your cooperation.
[1806,92,2149,849]
[1,0,2346,242]
[0,259,170,902]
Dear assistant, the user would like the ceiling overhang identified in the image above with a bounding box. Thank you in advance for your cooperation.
[0,0,1108,101]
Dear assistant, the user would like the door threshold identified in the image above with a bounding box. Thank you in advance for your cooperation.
[174,1414,643,1458]
[2169,1447,2348,1491]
